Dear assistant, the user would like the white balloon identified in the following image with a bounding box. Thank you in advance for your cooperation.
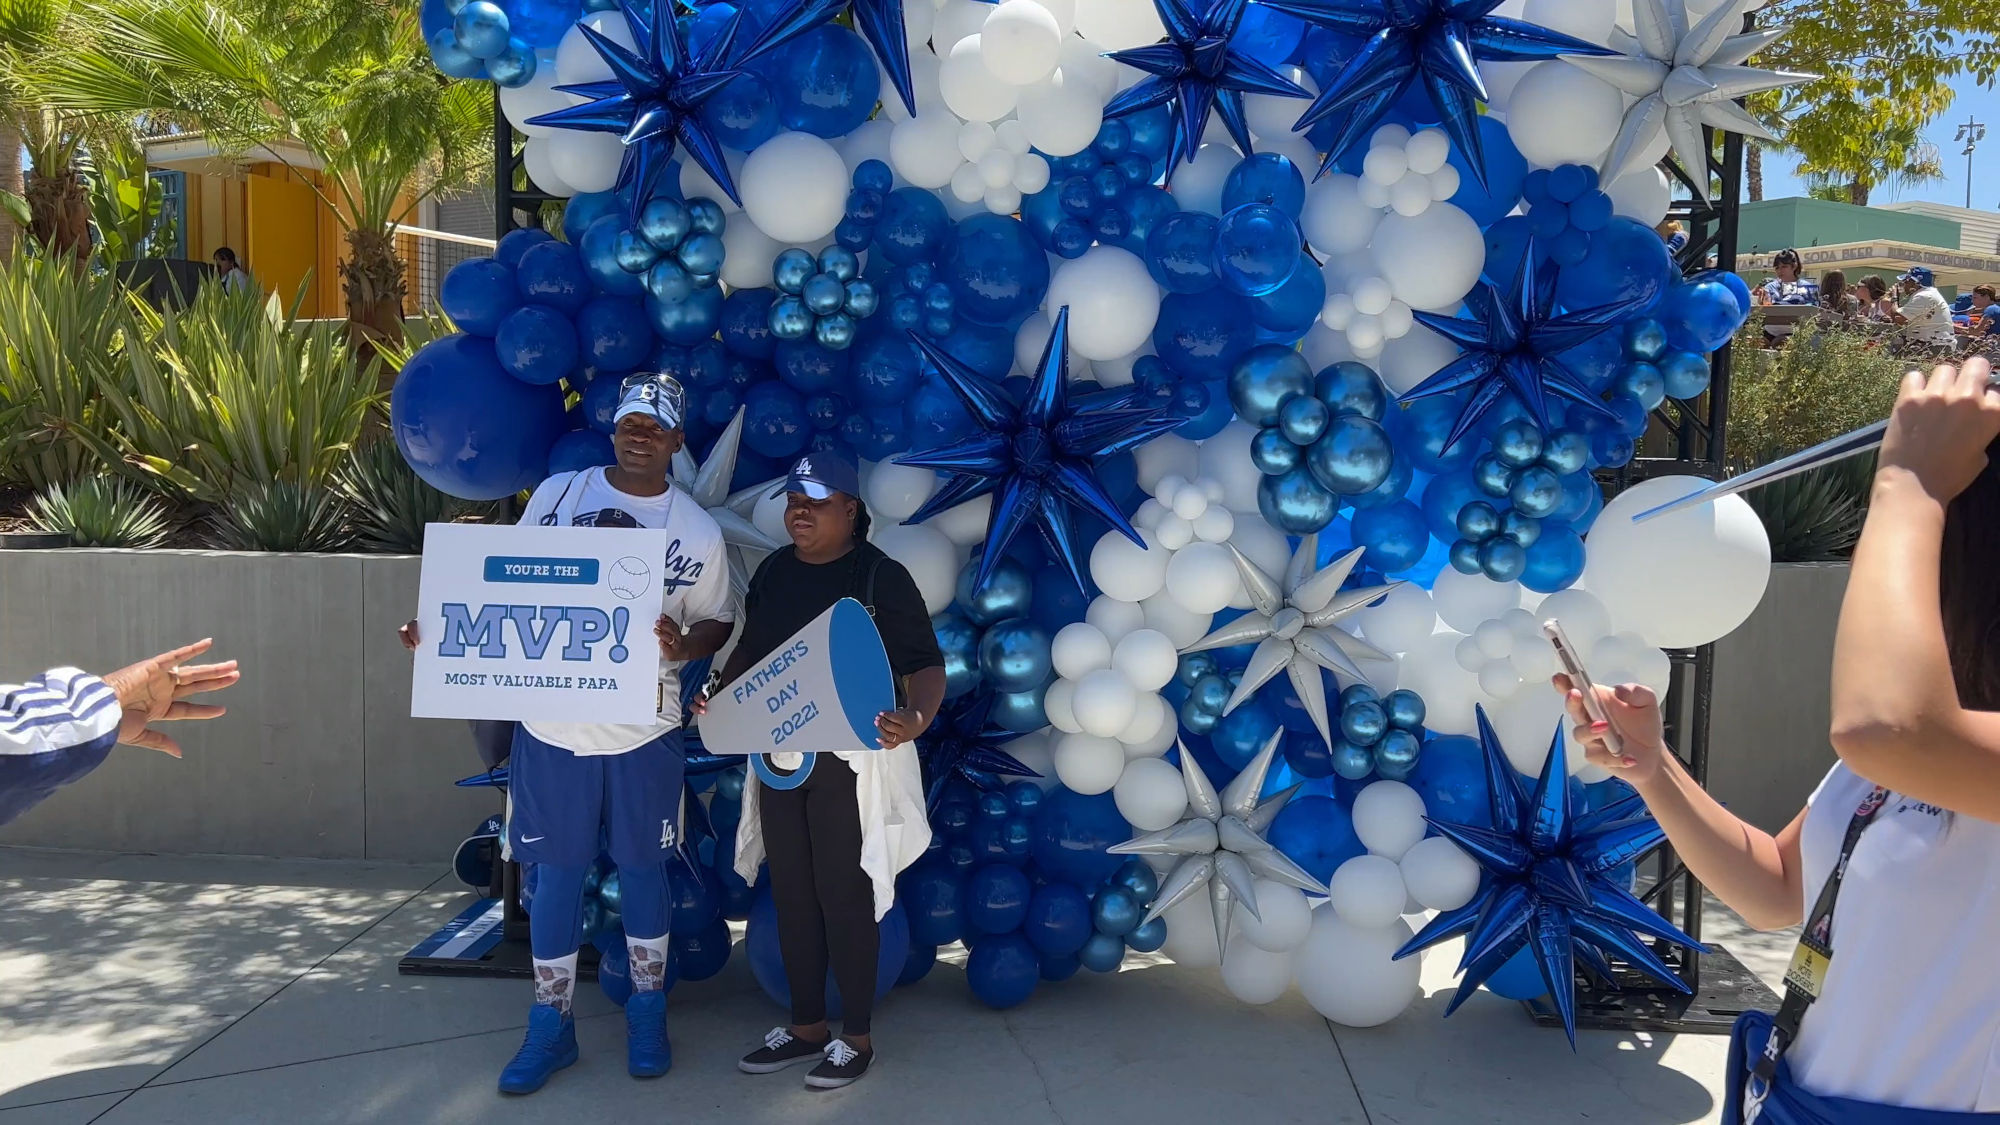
[520,137,575,197]
[1012,152,1052,194]
[1245,65,1315,139]
[1329,855,1409,929]
[1582,478,1771,648]
[1170,143,1240,215]
[1632,641,1674,697]
[1472,618,1514,659]
[1053,731,1126,794]
[1605,164,1673,226]
[1228,516,1291,583]
[1393,631,1485,735]
[1221,936,1297,1005]
[1089,527,1171,602]
[1016,68,1104,156]
[1052,622,1114,679]
[1196,422,1263,513]
[1293,912,1422,1028]
[499,62,574,137]
[1486,686,1575,777]
[1058,36,1120,100]
[1523,0,1615,45]
[951,162,987,203]
[1111,628,1179,692]
[1073,0,1165,49]
[979,0,1063,85]
[862,461,938,522]
[959,119,999,162]
[741,132,848,243]
[892,111,971,189]
[1007,729,1060,788]
[545,130,624,194]
[1163,541,1239,615]
[1086,595,1148,644]
[1155,515,1193,550]
[1122,695,1179,756]
[1505,60,1625,169]
[1191,505,1234,543]
[678,148,746,213]
[553,11,634,85]
[1234,879,1314,953]
[1371,203,1484,312]
[1301,174,1381,257]
[869,522,960,614]
[942,35,1019,121]
[1376,320,1461,395]
[1045,246,1161,360]
[1044,677,1082,733]
[1072,668,1139,737]
[1455,635,1487,673]
[1139,591,1213,650]
[1159,892,1221,967]
[1400,836,1480,912]
[1361,144,1408,186]
[716,217,781,289]
[932,495,994,545]
[933,0,993,51]
[1403,127,1452,175]
[1356,583,1436,654]
[1352,780,1428,860]
[1535,588,1611,650]
[1134,432,1202,495]
[838,117,900,181]
[1431,568,1524,633]
[1426,164,1461,202]
[1113,755,1188,830]
[1478,661,1523,699]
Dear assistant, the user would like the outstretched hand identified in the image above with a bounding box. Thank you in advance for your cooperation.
[101,638,240,758]
[1551,673,1670,785]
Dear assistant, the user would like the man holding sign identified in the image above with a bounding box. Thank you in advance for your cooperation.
[401,374,734,1095]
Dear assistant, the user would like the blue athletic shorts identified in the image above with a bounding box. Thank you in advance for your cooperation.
[507,725,685,868]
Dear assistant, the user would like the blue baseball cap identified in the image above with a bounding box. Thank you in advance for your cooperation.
[612,372,685,429]
[769,451,860,500]
[1899,265,1935,287]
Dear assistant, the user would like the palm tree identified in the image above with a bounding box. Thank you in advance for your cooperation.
[37,0,490,344]
[0,0,109,261]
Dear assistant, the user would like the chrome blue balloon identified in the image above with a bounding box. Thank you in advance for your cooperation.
[1189,673,1231,714]
[1383,689,1425,732]
[1472,453,1516,498]
[686,198,724,235]
[1338,683,1379,709]
[1258,465,1339,534]
[815,313,856,351]
[676,231,725,277]
[1305,415,1394,495]
[1314,361,1387,420]
[484,37,538,86]
[1277,393,1330,446]
[768,294,813,340]
[990,687,1049,734]
[580,216,645,297]
[956,555,1033,626]
[1222,152,1306,219]
[1618,361,1666,411]
[1540,428,1590,475]
[453,0,510,57]
[1214,203,1301,297]
[637,197,691,251]
[428,27,489,78]
[1144,211,1222,294]
[1501,510,1542,548]
[1455,499,1500,542]
[1177,652,1220,688]
[1091,886,1141,937]
[1079,931,1125,972]
[1480,537,1527,582]
[613,228,660,273]
[1374,728,1421,779]
[773,248,816,294]
[1491,417,1544,468]
[934,611,983,699]
[1624,317,1669,362]
[1521,523,1586,593]
[1341,699,1387,745]
[1347,454,1412,510]
[1509,465,1563,519]
[802,273,847,316]
[819,245,860,283]
[1448,538,1483,575]
[1658,349,1711,400]
[645,259,694,303]
[978,618,1053,694]
[1125,917,1167,954]
[1180,696,1221,734]
[1331,739,1376,780]
[843,278,880,319]
[1114,858,1158,904]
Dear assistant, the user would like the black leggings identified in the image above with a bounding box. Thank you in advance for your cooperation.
[760,760,878,1036]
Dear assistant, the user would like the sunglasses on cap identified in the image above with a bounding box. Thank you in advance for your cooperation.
[615,372,686,430]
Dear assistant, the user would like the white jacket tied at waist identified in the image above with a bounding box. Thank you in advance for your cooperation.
[732,745,934,921]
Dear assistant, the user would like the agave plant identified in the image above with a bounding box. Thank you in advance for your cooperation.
[1741,458,1872,563]
[334,438,495,554]
[209,478,350,553]
[0,257,132,490]
[27,475,171,547]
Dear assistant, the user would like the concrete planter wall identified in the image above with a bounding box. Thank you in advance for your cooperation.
[0,550,1848,861]
[0,549,498,862]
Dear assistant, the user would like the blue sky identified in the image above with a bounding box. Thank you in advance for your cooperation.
[1754,74,2000,208]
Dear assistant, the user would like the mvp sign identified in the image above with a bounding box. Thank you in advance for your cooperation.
[410,522,669,723]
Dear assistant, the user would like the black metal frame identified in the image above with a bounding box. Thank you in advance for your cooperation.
[494,86,559,243]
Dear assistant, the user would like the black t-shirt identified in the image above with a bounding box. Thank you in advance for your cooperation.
[736,544,944,698]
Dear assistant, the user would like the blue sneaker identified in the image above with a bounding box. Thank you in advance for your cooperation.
[498,1004,578,1095]
[625,989,672,1078]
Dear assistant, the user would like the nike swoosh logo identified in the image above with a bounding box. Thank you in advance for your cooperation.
[521,835,546,843]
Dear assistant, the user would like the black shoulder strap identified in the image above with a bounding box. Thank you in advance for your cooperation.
[850,545,885,615]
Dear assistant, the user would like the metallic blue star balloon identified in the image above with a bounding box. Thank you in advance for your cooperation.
[1103,0,1311,178]
[1254,0,1612,180]
[529,0,748,207]
[732,0,919,117]
[1397,239,1625,454]
[1394,704,1706,1047]
[915,692,1039,818]
[898,306,1183,593]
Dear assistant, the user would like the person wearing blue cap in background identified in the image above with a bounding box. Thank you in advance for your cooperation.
[692,450,944,1090]
[399,372,736,1095]
[1891,266,1955,350]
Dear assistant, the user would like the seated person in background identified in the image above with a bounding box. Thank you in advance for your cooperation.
[1962,285,1998,337]
[1859,275,1895,322]
[1818,269,1860,321]
[1891,266,1956,349]
[1760,248,1819,305]
[1657,220,1688,256]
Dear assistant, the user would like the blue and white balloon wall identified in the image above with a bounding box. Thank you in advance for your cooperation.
[407,0,1799,1035]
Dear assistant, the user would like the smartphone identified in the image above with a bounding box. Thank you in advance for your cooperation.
[1541,619,1623,757]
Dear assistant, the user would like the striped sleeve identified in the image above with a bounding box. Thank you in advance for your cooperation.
[0,669,123,827]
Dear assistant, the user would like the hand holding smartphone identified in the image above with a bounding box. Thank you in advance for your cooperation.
[1542,618,1624,759]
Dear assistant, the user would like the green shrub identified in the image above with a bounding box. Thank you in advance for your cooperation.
[0,259,133,491]
[208,479,351,553]
[27,476,172,548]
[1729,318,1905,466]
[334,438,496,553]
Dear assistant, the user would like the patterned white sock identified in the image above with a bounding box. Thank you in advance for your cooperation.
[627,933,672,993]
[533,953,579,1014]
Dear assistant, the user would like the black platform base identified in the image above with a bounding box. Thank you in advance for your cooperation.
[399,897,601,981]
[1523,947,1780,1035]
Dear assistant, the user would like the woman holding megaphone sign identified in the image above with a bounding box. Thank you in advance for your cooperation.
[693,451,944,1090]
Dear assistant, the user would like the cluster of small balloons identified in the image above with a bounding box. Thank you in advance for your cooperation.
[1446,419,1593,585]
[1297,684,1427,783]
[1235,354,1402,536]
[1518,164,1618,268]
[1621,317,1716,409]
[619,196,727,303]
[767,246,877,351]
[931,555,1064,735]
[1021,112,1174,259]
[422,0,545,87]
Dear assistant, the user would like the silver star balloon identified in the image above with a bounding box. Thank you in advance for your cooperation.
[1109,732,1329,952]
[669,406,784,601]
[1180,537,1401,751]
[1559,0,1816,201]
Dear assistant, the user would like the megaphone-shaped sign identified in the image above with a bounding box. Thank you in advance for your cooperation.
[697,598,896,790]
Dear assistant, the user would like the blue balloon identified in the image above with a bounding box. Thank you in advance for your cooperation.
[967,932,1040,1008]
[547,427,615,473]
[701,72,779,151]
[1079,930,1125,972]
[1348,455,1412,509]
[978,618,1053,694]
[741,380,811,459]
[578,368,623,433]
[1024,883,1094,955]
[957,555,1033,625]
[1660,279,1743,354]
[866,189,945,268]
[1258,466,1338,534]
[1266,794,1366,885]
[1284,727,1335,778]
[772,25,880,137]
[1352,498,1429,573]
[427,27,487,77]
[1331,738,1375,779]
[1658,349,1712,400]
[1306,415,1394,495]
[580,216,646,298]
[453,0,510,57]
[494,303,578,385]
[1145,211,1222,293]
[720,288,777,359]
[514,240,591,315]
[574,296,650,372]
[1445,115,1528,227]
[933,612,983,699]
[670,859,721,933]
[647,284,724,346]
[1484,946,1550,1000]
[850,330,921,405]
[495,227,552,269]
[1155,290,1257,379]
[1040,951,1082,982]
[1227,343,1314,426]
[1521,522,1585,593]
[1172,379,1236,439]
[1391,394,1477,474]
[440,258,519,337]
[941,213,1049,326]
[1405,734,1489,829]
[1555,217,1674,314]
[1419,468,1483,542]
[392,334,566,500]
[1214,203,1300,297]
[1091,886,1141,937]
[899,942,938,986]
[1251,252,1325,335]
[561,190,625,244]
[901,858,965,946]
[1125,917,1167,953]
[1211,693,1282,769]
[746,889,907,1016]
[1222,153,1306,219]
[1031,787,1131,887]
[990,688,1048,734]
[496,0,577,47]
[965,863,1033,935]
[1278,394,1330,446]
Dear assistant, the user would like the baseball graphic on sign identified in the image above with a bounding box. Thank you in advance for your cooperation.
[607,556,652,599]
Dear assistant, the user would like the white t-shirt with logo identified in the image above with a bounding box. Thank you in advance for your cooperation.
[515,467,734,755]
[1786,762,2000,1109]
[1898,287,1955,346]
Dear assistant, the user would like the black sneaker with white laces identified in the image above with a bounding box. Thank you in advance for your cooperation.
[739,1027,828,1074]
[805,1039,873,1089]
